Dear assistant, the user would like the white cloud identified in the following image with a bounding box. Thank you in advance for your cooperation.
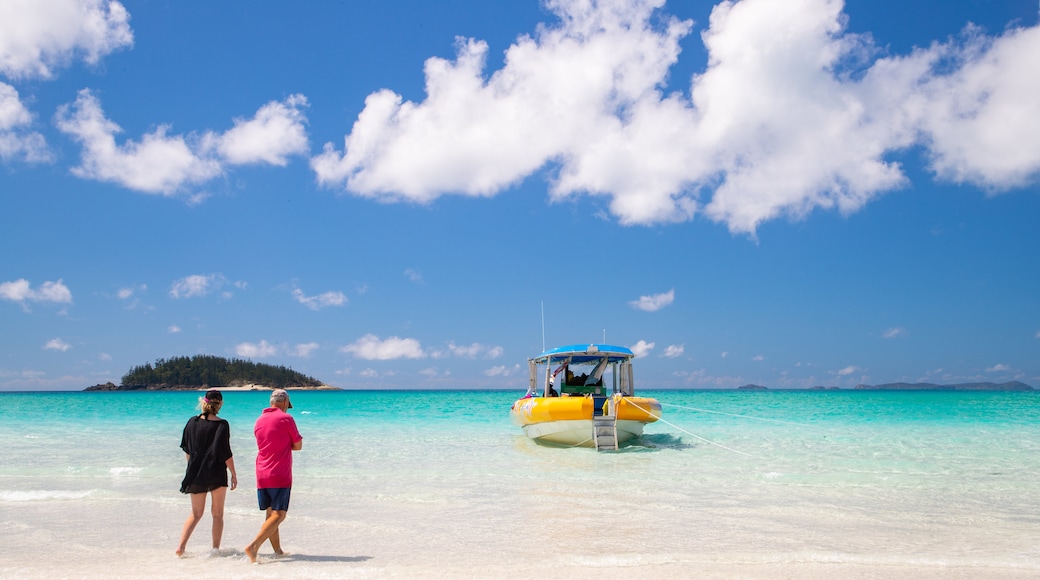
[662,344,684,358]
[485,346,504,359]
[167,325,181,334]
[359,368,378,378]
[919,25,1040,190]
[630,340,655,358]
[404,269,424,284]
[837,365,859,376]
[312,0,1040,234]
[54,90,309,195]
[883,327,906,339]
[44,338,71,352]
[208,94,310,166]
[0,83,51,163]
[986,363,1010,373]
[448,342,482,358]
[1035,330,1040,339]
[292,287,347,310]
[291,342,320,357]
[312,0,693,214]
[753,355,764,361]
[35,280,73,303]
[484,364,520,377]
[341,334,425,360]
[629,288,674,312]
[115,283,146,309]
[55,89,222,194]
[235,340,277,359]
[448,342,503,359]
[0,278,72,307]
[720,351,728,358]
[0,0,133,80]
[169,274,224,299]
[98,352,111,361]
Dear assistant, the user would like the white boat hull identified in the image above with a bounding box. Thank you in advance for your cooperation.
[521,419,647,447]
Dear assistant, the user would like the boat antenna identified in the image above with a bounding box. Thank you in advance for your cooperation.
[541,301,546,352]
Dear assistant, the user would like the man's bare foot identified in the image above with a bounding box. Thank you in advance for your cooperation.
[272,551,290,558]
[244,544,258,564]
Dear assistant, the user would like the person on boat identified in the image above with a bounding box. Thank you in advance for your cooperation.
[245,389,303,563]
[176,389,237,557]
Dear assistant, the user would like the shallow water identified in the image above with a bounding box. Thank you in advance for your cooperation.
[1,390,1038,578]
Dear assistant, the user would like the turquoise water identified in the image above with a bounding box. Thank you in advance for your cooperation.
[2,389,1039,578]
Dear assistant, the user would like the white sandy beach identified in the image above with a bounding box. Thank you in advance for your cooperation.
[3,493,1037,580]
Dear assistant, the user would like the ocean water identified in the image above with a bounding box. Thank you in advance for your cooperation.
[1,389,1038,579]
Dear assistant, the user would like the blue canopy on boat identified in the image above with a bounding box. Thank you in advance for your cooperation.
[534,344,634,365]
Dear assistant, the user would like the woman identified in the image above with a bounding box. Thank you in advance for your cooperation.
[176,389,237,557]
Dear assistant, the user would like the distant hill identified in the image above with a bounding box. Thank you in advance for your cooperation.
[725,381,1034,391]
[853,381,1034,391]
[84,355,328,391]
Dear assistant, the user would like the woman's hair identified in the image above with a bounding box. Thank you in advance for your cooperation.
[199,389,223,416]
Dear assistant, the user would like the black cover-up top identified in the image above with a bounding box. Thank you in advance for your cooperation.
[179,415,233,494]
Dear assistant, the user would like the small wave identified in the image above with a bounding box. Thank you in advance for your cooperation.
[109,467,143,476]
[0,490,93,502]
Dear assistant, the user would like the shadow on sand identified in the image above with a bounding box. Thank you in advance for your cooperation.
[264,554,373,563]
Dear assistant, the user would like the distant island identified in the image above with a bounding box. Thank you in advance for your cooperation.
[733,381,1034,391]
[854,381,1034,391]
[84,355,337,391]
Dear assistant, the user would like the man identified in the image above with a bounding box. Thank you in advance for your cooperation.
[244,389,303,563]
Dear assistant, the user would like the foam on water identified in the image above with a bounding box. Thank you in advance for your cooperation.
[0,489,95,501]
[1,389,1039,578]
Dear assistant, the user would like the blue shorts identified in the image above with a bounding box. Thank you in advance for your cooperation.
[257,487,291,511]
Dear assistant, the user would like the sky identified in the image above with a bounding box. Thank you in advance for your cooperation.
[1,0,1039,391]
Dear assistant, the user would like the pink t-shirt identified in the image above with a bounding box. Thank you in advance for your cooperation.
[253,407,303,488]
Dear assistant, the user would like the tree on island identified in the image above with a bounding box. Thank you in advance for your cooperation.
[100,355,323,389]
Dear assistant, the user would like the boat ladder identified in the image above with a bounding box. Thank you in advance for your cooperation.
[593,396,618,451]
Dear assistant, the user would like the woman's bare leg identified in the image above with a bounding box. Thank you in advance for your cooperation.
[176,492,208,556]
[209,486,227,550]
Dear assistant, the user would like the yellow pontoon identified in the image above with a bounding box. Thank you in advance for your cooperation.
[509,344,661,450]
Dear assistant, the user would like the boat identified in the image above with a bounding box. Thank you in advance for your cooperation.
[509,343,661,450]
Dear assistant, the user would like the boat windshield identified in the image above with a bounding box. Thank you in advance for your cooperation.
[528,344,635,397]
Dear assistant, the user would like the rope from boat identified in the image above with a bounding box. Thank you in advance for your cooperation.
[659,402,811,427]
[623,399,753,457]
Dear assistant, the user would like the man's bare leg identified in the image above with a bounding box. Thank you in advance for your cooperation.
[268,526,285,555]
[244,508,286,563]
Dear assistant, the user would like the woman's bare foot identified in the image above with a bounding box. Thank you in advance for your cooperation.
[175,547,185,557]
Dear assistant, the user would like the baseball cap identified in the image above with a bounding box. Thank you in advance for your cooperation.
[270,389,293,408]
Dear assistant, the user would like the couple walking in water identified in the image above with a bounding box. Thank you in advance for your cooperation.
[175,388,304,563]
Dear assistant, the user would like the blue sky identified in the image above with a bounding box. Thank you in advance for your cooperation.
[2,0,1038,391]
